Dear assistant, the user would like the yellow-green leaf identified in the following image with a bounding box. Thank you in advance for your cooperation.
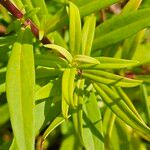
[69,2,81,55]
[6,42,35,150]
[44,44,72,62]
[81,15,96,55]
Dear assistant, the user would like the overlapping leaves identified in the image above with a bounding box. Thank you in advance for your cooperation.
[1,0,150,150]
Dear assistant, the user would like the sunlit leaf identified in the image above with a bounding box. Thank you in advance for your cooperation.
[93,8,150,50]
[79,57,139,69]
[69,2,81,55]
[81,15,96,55]
[44,44,73,62]
[6,42,35,150]
[83,69,142,87]
[93,83,150,138]
[83,92,104,150]
[73,55,100,66]
[42,114,70,140]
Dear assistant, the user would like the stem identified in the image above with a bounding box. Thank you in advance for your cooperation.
[0,0,23,19]
[0,0,51,44]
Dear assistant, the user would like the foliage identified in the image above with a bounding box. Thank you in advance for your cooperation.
[0,0,150,149]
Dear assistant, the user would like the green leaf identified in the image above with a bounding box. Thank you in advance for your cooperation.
[121,0,143,59]
[45,0,119,33]
[104,112,116,150]
[93,8,150,50]
[136,75,150,84]
[82,125,95,150]
[102,109,120,150]
[20,0,40,26]
[69,2,82,55]
[115,87,143,121]
[114,119,131,150]
[140,84,150,125]
[49,31,68,49]
[62,96,69,119]
[0,35,17,46]
[72,79,85,145]
[44,44,73,62]
[122,0,142,13]
[32,0,48,18]
[132,43,150,65]
[68,68,77,107]
[0,69,6,93]
[35,82,53,133]
[62,69,70,106]
[6,42,35,150]
[35,79,62,134]
[9,139,19,150]
[35,54,69,68]
[36,67,62,80]
[0,104,9,125]
[83,92,104,150]
[79,57,139,69]
[81,15,96,55]
[93,83,150,137]
[73,55,100,65]
[39,29,44,40]
[79,0,119,17]
[83,70,142,87]
[60,135,76,150]
[35,82,53,101]
[42,114,70,140]
[45,7,67,33]
[62,68,77,108]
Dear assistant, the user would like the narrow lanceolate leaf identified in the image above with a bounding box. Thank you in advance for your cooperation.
[104,113,116,150]
[82,15,96,55]
[82,70,142,87]
[114,87,144,122]
[122,0,142,13]
[79,0,119,17]
[43,114,70,140]
[62,69,70,105]
[79,57,139,69]
[140,84,150,126]
[73,55,100,66]
[35,82,53,101]
[93,83,150,137]
[93,8,150,50]
[45,8,67,33]
[62,68,77,108]
[45,0,119,33]
[68,68,77,107]
[44,44,72,62]
[62,96,69,119]
[20,0,40,26]
[83,92,104,150]
[6,42,35,150]
[49,32,68,49]
[32,0,48,17]
[72,79,84,145]
[35,82,54,133]
[96,57,139,64]
[35,54,69,68]
[121,0,143,59]
[0,35,17,46]
[69,2,81,55]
